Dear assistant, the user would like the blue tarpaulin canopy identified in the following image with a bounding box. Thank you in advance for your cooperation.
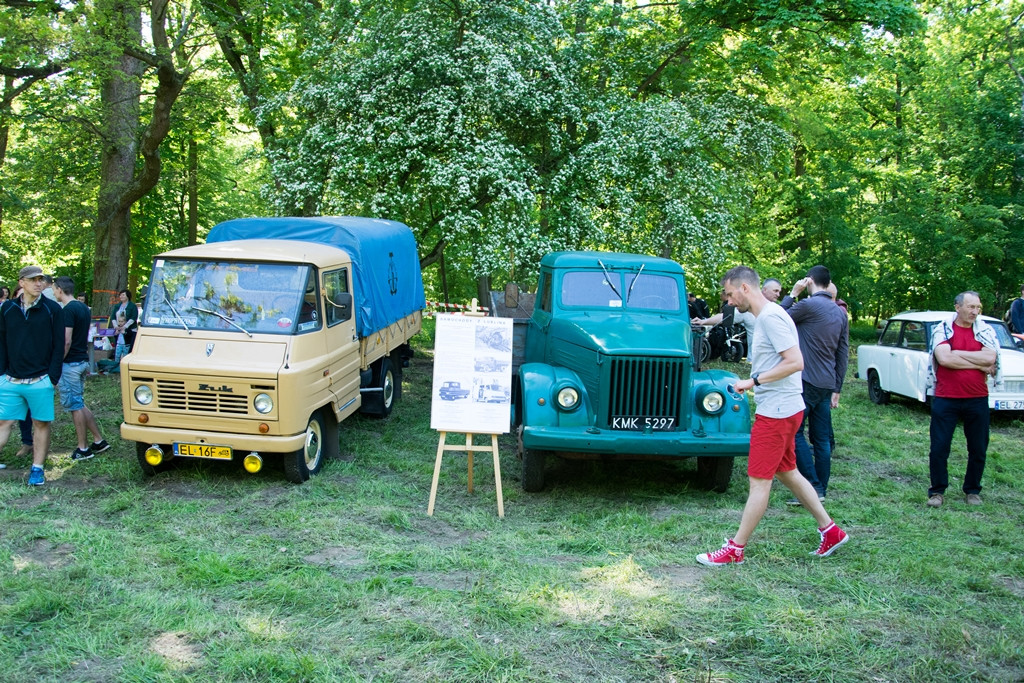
[207,216,425,338]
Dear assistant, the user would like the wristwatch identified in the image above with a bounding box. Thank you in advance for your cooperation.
[752,373,761,387]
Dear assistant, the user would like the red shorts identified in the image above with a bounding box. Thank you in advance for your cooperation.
[747,412,803,480]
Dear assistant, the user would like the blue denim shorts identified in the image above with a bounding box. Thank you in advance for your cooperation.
[0,375,56,422]
[58,361,90,411]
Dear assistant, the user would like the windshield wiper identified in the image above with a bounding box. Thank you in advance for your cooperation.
[191,305,252,337]
[597,259,622,301]
[161,289,191,334]
[625,264,645,304]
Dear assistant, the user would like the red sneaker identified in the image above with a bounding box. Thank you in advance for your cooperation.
[697,538,745,567]
[811,522,848,557]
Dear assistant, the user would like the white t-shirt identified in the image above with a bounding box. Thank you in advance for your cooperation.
[733,309,756,340]
[749,302,804,418]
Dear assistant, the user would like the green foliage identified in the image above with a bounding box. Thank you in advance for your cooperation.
[3,0,1024,317]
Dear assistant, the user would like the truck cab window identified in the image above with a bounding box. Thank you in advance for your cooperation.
[297,269,321,332]
[323,269,351,327]
[538,272,551,313]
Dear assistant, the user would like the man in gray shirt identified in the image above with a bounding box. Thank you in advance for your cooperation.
[780,265,849,501]
[697,266,849,567]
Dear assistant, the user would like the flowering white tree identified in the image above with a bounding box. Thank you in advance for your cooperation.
[267,0,787,297]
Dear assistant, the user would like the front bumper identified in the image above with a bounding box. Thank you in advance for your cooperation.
[522,424,749,457]
[121,423,306,454]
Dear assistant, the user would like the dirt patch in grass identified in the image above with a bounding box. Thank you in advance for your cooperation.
[151,631,204,668]
[304,545,365,568]
[997,575,1024,598]
[66,656,126,682]
[12,539,76,572]
[405,516,487,545]
[406,570,481,591]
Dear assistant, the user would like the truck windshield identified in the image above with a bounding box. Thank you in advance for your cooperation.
[144,259,319,335]
[561,271,681,312]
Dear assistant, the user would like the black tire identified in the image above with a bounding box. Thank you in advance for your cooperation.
[697,456,734,493]
[867,370,890,405]
[522,448,547,492]
[721,342,742,363]
[284,412,329,483]
[135,441,174,477]
[699,336,713,364]
[364,356,399,418]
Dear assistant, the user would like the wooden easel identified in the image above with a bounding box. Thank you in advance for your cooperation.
[427,431,504,518]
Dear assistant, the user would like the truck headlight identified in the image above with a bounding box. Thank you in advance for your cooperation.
[134,385,153,405]
[556,386,580,410]
[700,390,725,415]
[254,393,274,414]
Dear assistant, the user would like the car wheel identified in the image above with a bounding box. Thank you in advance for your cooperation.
[363,356,401,418]
[697,456,734,493]
[284,412,329,483]
[135,441,174,477]
[699,336,712,364]
[867,370,890,405]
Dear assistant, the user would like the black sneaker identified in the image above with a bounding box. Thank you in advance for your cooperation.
[71,447,94,461]
[90,440,111,454]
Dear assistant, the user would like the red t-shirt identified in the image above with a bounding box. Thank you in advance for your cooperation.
[934,323,989,398]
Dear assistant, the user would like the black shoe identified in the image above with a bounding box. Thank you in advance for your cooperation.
[90,440,111,454]
[71,447,94,461]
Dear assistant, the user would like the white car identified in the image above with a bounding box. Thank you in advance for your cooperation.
[856,311,1024,411]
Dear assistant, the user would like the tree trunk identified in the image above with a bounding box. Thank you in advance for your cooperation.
[188,135,198,245]
[91,0,144,307]
[476,275,491,310]
[91,0,188,304]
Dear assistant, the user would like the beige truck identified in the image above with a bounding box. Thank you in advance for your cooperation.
[120,216,425,483]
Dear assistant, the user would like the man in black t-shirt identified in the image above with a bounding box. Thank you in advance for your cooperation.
[53,277,109,461]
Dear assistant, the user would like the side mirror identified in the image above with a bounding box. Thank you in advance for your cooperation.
[326,291,352,323]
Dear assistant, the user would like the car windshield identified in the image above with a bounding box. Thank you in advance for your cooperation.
[989,321,1021,351]
[560,271,681,311]
[144,259,318,335]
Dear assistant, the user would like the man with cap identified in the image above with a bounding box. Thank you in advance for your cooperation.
[0,265,65,485]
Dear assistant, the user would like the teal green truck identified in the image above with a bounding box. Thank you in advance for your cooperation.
[503,251,751,492]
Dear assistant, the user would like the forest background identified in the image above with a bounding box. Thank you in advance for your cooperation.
[2,0,1023,322]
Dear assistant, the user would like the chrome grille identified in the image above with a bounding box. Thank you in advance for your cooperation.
[607,357,686,426]
[155,379,250,415]
[1001,380,1024,393]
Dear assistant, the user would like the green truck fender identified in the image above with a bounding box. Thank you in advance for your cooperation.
[689,369,751,434]
[518,362,594,429]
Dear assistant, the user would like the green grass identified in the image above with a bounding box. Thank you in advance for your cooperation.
[2,337,1023,682]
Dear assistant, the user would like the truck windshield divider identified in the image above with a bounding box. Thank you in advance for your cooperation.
[625,264,645,304]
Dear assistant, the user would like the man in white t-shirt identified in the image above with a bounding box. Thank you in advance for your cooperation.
[696,265,850,567]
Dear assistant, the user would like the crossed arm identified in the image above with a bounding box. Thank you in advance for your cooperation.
[934,343,997,374]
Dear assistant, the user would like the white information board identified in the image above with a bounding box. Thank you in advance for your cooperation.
[430,314,514,434]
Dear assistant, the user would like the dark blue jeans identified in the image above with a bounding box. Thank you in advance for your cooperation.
[794,382,833,497]
[928,396,989,496]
